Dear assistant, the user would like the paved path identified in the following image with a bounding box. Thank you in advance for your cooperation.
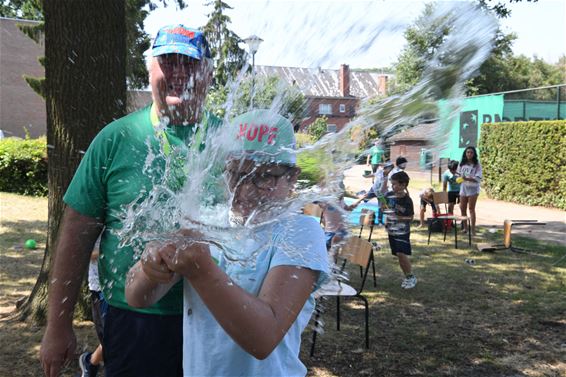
[343,164,566,246]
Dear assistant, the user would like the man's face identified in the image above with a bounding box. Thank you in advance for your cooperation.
[150,54,212,124]
[225,158,300,219]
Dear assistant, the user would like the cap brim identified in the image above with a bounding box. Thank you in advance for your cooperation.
[152,45,203,59]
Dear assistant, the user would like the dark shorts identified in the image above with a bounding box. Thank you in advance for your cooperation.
[90,290,108,343]
[388,233,412,256]
[103,305,183,377]
[371,164,379,173]
[448,191,460,204]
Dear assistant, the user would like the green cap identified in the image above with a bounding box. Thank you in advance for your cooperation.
[230,110,296,165]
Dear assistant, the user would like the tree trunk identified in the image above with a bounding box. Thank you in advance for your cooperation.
[18,0,126,324]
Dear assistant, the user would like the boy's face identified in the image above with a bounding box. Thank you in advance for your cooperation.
[225,158,300,219]
[391,179,408,194]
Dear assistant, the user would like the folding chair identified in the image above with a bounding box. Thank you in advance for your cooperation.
[310,237,372,356]
[477,220,546,253]
[358,210,377,288]
[427,191,471,249]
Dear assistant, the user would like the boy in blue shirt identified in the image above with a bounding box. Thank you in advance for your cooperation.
[126,110,329,376]
[384,171,416,289]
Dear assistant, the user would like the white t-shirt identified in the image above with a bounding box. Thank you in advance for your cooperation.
[458,163,482,196]
[182,215,329,377]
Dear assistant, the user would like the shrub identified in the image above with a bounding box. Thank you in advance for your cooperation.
[295,132,314,148]
[479,120,566,210]
[0,137,48,196]
[296,149,327,187]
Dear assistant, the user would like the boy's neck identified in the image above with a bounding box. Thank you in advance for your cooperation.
[393,190,406,197]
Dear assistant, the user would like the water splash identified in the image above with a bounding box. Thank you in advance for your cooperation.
[117,3,497,268]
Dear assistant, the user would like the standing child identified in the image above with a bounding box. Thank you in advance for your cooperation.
[388,156,408,191]
[384,171,416,289]
[125,110,329,377]
[458,147,482,235]
[442,160,461,214]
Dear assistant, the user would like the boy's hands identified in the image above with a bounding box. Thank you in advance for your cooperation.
[141,229,214,282]
[161,229,213,279]
[141,241,176,284]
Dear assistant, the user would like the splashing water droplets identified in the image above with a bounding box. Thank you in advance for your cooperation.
[114,4,497,321]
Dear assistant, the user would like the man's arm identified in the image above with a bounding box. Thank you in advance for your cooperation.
[40,207,103,377]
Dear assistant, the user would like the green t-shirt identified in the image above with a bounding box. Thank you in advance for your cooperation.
[64,105,221,315]
[370,146,384,165]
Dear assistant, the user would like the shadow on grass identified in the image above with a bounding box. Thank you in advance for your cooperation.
[1,219,47,245]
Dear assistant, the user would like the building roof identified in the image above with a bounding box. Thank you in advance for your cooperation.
[388,122,439,142]
[255,65,391,98]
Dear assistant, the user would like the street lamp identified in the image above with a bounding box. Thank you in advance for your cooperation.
[243,35,263,107]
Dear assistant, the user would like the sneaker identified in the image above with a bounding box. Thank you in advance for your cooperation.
[401,275,417,289]
[79,352,99,377]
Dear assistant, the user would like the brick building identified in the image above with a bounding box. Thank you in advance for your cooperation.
[0,17,45,138]
[388,122,439,170]
[0,17,152,139]
[255,64,390,132]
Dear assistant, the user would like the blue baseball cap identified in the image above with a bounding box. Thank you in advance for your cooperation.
[152,24,211,59]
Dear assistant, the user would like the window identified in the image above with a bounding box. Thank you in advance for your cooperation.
[318,103,332,115]
[327,124,337,133]
[339,104,346,113]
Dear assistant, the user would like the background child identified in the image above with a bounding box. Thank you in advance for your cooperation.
[359,161,394,224]
[418,187,437,228]
[79,237,107,377]
[388,156,408,191]
[442,160,461,214]
[384,171,416,289]
[318,182,361,250]
[125,110,329,377]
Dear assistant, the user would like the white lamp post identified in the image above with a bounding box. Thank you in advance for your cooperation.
[243,35,263,107]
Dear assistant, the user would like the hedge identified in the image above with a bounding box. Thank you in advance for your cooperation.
[0,137,48,196]
[479,120,566,210]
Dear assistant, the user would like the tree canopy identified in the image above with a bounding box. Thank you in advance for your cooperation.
[202,0,247,88]
[393,1,563,97]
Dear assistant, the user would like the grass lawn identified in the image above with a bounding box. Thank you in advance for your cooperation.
[1,192,565,377]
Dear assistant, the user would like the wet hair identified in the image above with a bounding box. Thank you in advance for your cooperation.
[390,171,410,186]
[460,146,479,166]
[448,160,459,170]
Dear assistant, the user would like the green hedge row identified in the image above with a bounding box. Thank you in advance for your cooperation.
[0,137,48,196]
[479,120,566,210]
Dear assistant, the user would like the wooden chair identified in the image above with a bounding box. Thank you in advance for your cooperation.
[477,220,546,253]
[357,209,377,288]
[427,191,471,249]
[310,237,372,356]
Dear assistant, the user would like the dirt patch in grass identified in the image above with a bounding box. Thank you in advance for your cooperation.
[1,192,565,376]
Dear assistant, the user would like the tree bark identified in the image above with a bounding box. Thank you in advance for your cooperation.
[18,0,126,323]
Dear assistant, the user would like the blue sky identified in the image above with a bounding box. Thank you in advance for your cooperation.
[144,0,565,69]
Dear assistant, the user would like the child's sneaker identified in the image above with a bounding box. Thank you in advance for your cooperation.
[79,352,99,377]
[401,275,417,289]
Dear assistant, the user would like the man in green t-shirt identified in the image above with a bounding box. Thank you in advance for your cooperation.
[40,24,218,377]
[366,140,385,172]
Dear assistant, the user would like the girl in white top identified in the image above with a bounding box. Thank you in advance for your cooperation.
[457,146,482,235]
